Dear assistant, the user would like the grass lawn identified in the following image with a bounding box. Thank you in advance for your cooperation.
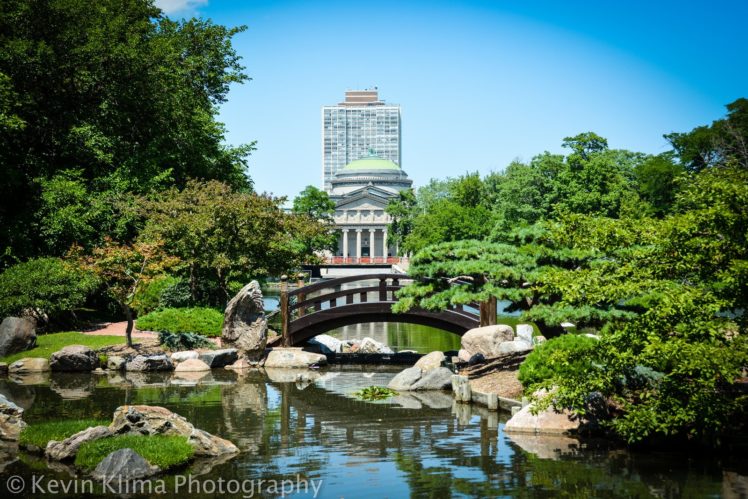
[136,307,223,337]
[0,332,124,364]
[20,419,110,450]
[75,435,194,470]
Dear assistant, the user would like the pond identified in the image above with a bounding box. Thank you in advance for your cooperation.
[1,369,745,498]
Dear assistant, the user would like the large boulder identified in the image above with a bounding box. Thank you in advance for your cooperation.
[414,351,445,371]
[174,358,211,373]
[0,393,26,441]
[221,281,267,360]
[497,340,533,355]
[387,367,453,391]
[109,405,238,457]
[170,350,199,363]
[124,355,173,372]
[46,426,112,460]
[107,356,126,371]
[504,397,581,436]
[9,357,50,374]
[308,334,342,354]
[358,337,394,354]
[0,317,36,358]
[516,324,534,344]
[460,325,514,358]
[92,448,159,481]
[199,348,238,368]
[263,348,327,368]
[50,345,98,372]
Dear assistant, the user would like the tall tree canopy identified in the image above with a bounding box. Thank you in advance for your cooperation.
[0,0,253,266]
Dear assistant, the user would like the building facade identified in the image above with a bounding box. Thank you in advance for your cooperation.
[327,152,412,263]
[321,89,401,192]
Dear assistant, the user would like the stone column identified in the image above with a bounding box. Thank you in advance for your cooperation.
[369,228,376,258]
[382,229,388,258]
[342,229,349,259]
[356,229,362,260]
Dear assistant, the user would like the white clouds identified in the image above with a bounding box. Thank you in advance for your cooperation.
[154,0,208,15]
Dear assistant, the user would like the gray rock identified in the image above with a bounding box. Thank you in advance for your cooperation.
[221,281,267,360]
[124,355,173,372]
[50,345,98,372]
[388,367,454,391]
[109,405,238,457]
[387,367,423,391]
[107,356,126,371]
[358,337,394,354]
[170,350,199,363]
[308,334,342,354]
[516,324,534,344]
[504,391,581,435]
[0,317,36,358]
[9,357,50,374]
[46,425,112,460]
[457,349,471,363]
[199,348,238,368]
[460,324,514,358]
[174,358,211,372]
[0,393,26,441]
[92,448,159,481]
[264,368,321,383]
[0,362,7,375]
[468,353,485,365]
[497,340,533,355]
[411,367,454,391]
[532,336,547,346]
[263,348,327,368]
[414,351,445,371]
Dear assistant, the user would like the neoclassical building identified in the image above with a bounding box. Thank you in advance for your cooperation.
[328,152,412,262]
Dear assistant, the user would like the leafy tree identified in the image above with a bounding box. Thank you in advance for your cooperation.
[665,97,748,172]
[140,180,332,304]
[292,185,336,220]
[386,188,417,252]
[633,153,684,216]
[0,0,253,266]
[0,257,99,325]
[79,239,179,347]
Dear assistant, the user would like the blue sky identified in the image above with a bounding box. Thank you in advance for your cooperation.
[156,0,748,199]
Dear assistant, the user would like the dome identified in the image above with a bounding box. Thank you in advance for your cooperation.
[343,152,400,171]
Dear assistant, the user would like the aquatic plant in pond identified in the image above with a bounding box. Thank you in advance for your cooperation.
[354,386,398,400]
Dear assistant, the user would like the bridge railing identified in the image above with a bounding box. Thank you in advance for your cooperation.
[277,274,496,347]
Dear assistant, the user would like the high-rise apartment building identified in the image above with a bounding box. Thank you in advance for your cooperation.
[321,89,401,192]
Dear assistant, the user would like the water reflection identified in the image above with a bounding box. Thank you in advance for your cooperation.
[1,369,745,498]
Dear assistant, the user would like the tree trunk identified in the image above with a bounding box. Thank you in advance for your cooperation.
[123,304,134,348]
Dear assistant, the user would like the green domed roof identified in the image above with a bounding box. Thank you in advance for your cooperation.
[343,151,400,171]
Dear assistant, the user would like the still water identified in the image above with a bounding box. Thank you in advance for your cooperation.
[1,369,745,498]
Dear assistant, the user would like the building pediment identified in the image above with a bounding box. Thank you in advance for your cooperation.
[334,186,393,210]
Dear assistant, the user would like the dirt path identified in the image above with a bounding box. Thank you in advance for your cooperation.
[82,321,158,339]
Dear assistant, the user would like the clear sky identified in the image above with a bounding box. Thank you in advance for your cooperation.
[156,0,747,199]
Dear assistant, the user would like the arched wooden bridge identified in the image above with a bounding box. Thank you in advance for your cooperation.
[276,274,497,347]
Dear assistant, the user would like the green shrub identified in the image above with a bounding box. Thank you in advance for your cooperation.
[20,419,109,450]
[131,275,179,316]
[159,278,192,309]
[158,331,214,350]
[0,257,99,323]
[136,307,223,337]
[518,334,598,391]
[75,435,194,470]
